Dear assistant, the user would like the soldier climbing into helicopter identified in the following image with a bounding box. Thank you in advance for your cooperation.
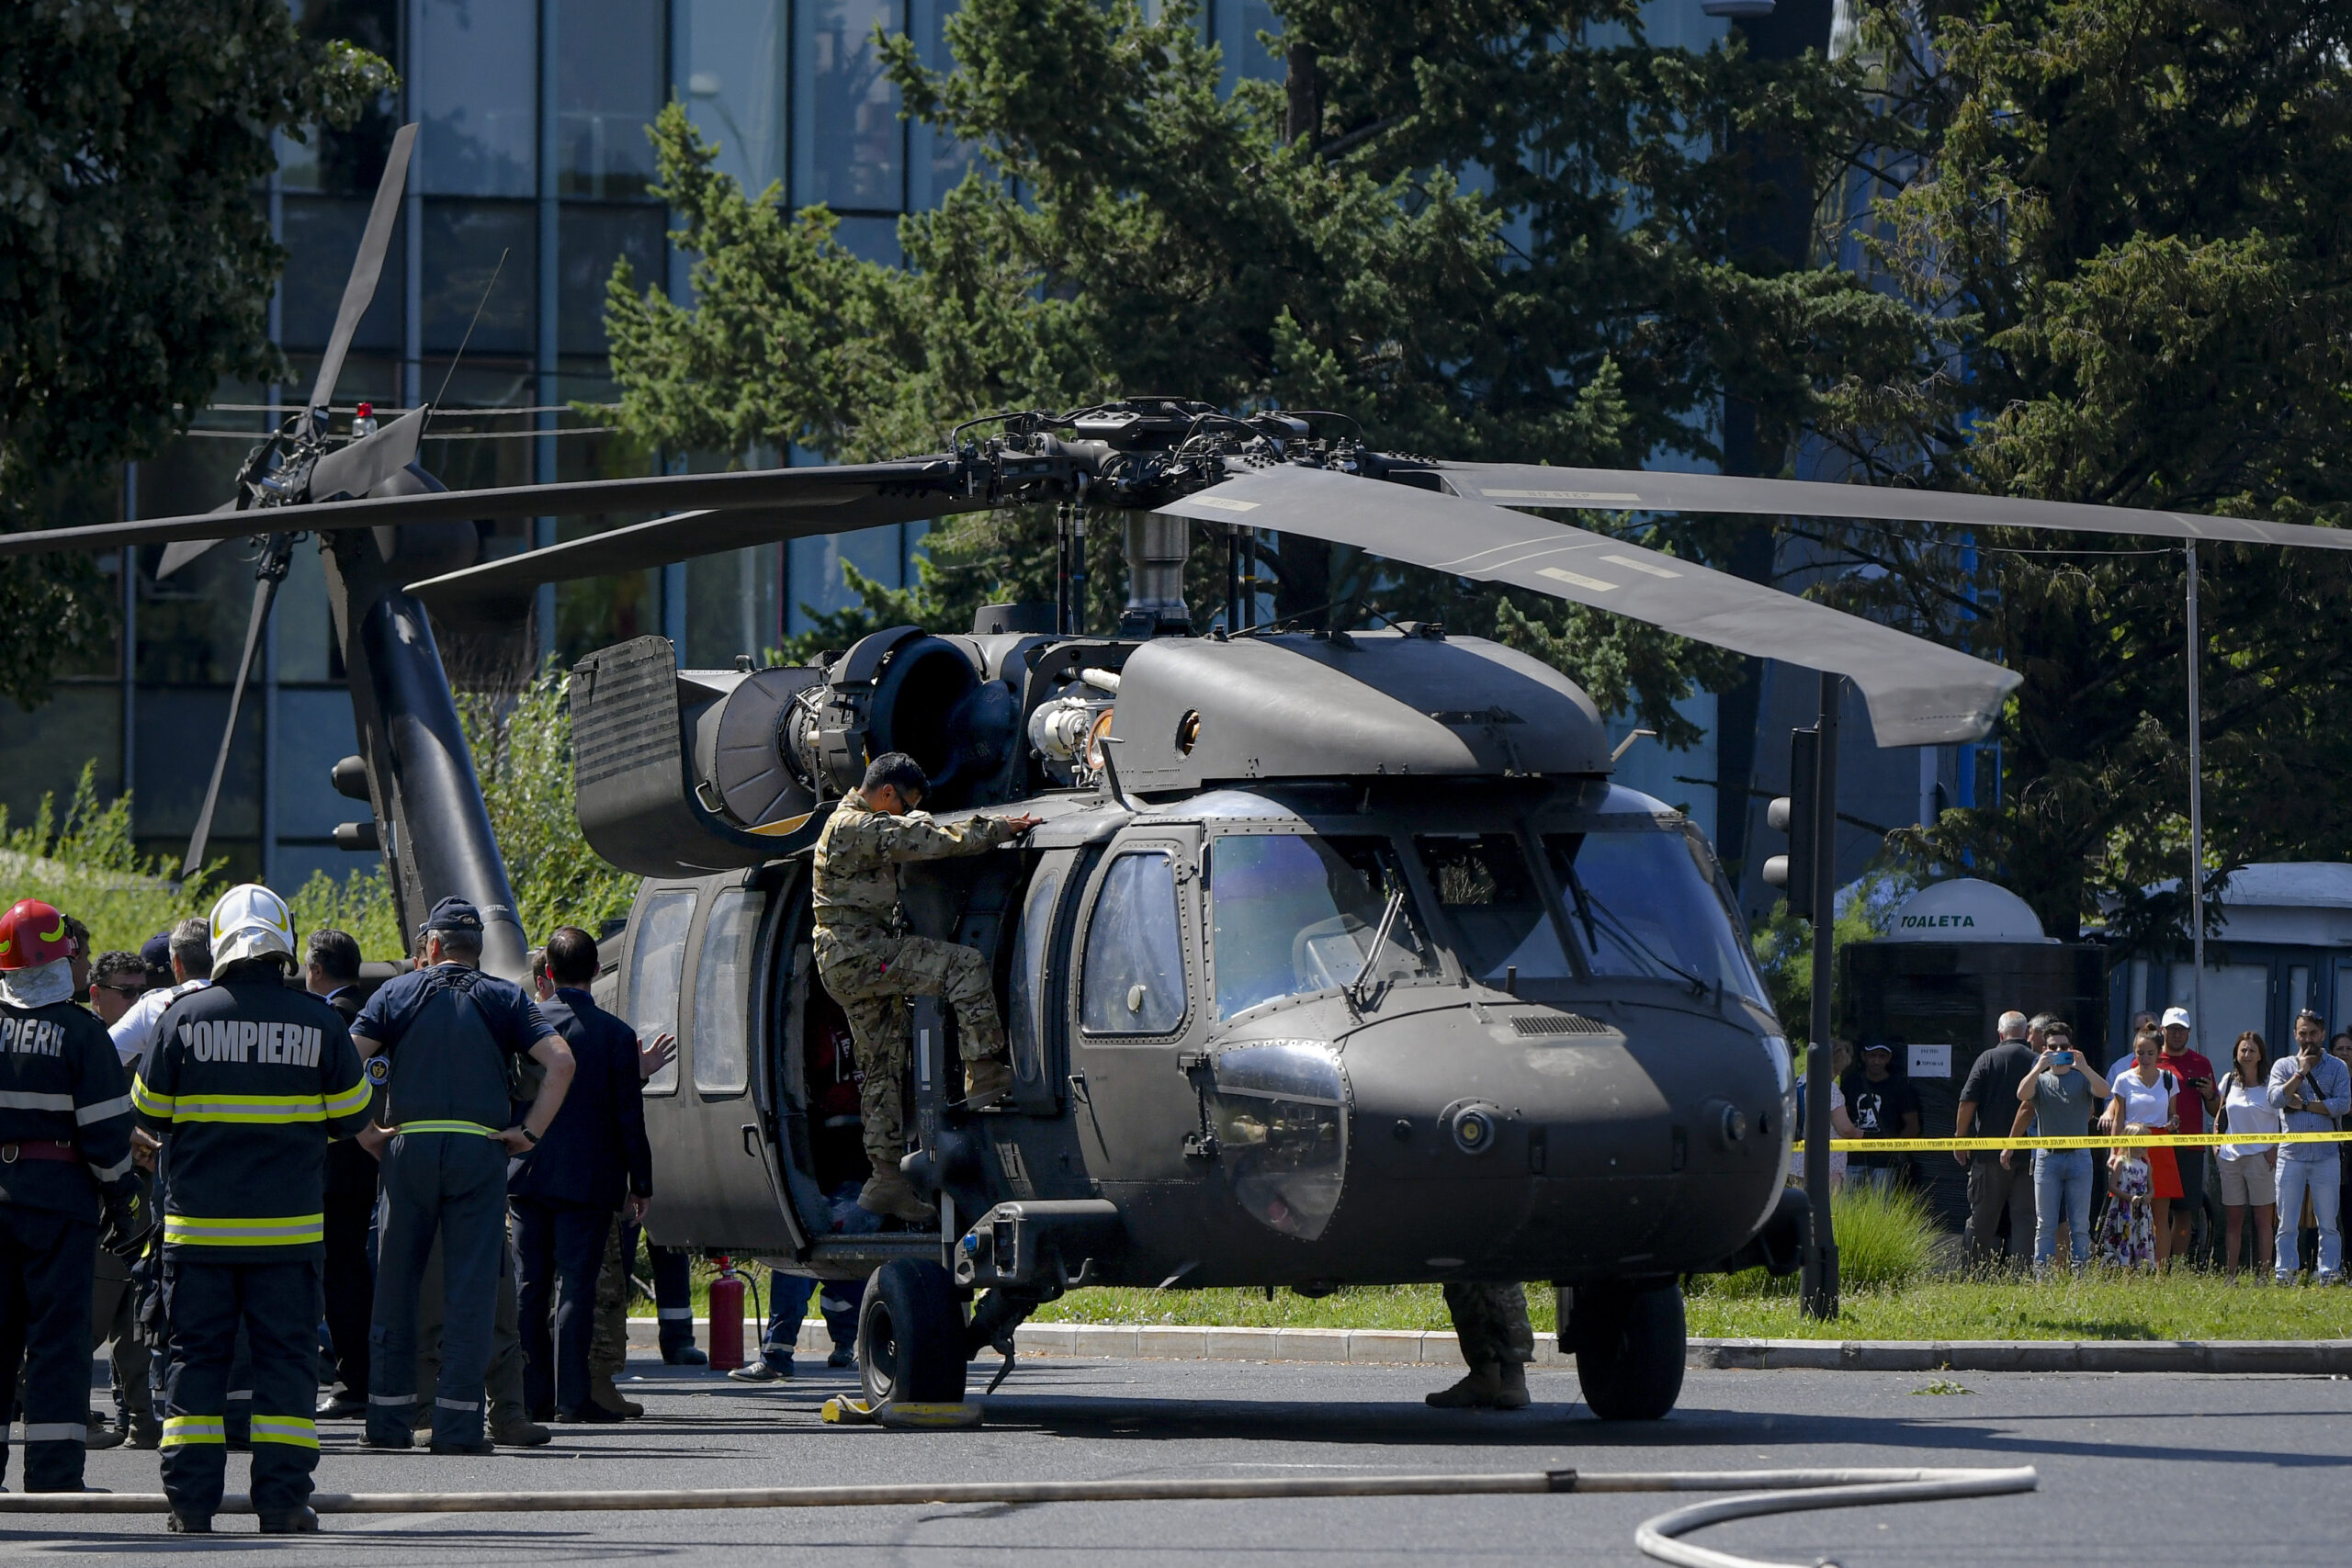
[813,753,1040,1222]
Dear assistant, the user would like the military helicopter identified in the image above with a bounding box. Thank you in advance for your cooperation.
[12,125,2352,1421]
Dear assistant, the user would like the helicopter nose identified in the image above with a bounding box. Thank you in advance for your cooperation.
[1334,1001,1788,1277]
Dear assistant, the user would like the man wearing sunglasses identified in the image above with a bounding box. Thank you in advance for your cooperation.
[85,952,147,1028]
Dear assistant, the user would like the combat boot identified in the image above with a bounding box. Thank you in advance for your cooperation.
[858,1163,938,1224]
[257,1506,319,1533]
[489,1406,550,1446]
[1425,1363,1502,1408]
[964,1058,1013,1110]
[127,1411,161,1450]
[1492,1362,1531,1410]
[591,1371,644,1419]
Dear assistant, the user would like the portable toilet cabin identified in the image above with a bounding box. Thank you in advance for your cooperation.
[1839,879,2109,1229]
[2109,863,2352,1063]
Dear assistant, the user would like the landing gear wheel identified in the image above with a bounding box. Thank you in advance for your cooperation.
[1566,1280,1685,1421]
[857,1258,969,1405]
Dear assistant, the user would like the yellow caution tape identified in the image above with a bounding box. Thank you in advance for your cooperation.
[1794,1130,2352,1154]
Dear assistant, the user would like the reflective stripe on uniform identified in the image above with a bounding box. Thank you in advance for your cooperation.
[0,1089,74,1112]
[161,1416,226,1447]
[658,1308,694,1321]
[86,1153,133,1183]
[19,1422,86,1443]
[163,1091,330,1124]
[75,1092,133,1124]
[163,1213,325,1247]
[249,1416,319,1449]
[130,1076,175,1117]
[396,1121,501,1137]
[368,1392,414,1406]
[322,1077,371,1117]
[435,1396,481,1412]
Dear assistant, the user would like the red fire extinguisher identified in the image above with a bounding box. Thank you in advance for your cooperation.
[708,1257,746,1371]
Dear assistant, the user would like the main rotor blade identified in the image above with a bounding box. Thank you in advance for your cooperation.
[0,457,961,559]
[156,500,246,580]
[1159,466,2019,748]
[1435,461,2352,551]
[307,406,427,502]
[407,490,985,626]
[183,557,285,880]
[308,122,417,416]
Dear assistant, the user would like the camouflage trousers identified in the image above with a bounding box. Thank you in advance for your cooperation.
[1443,1281,1534,1369]
[817,930,1007,1167]
[591,1213,628,1381]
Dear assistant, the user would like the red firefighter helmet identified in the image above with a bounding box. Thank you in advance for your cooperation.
[0,899,73,971]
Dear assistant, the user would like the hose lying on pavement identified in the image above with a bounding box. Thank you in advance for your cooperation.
[0,1464,2037,1567]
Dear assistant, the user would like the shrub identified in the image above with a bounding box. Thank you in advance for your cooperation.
[1691,1179,1939,1299]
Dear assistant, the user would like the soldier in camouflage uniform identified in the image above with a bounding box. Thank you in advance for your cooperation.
[1429,1282,1533,1409]
[812,753,1037,1222]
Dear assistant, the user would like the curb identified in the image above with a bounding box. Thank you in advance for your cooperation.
[627,1317,2352,1374]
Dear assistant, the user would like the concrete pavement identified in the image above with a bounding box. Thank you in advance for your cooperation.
[37,1350,2352,1564]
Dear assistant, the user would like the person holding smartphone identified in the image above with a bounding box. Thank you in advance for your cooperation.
[2154,1007,2221,1265]
[2011,1022,2109,1272]
[2267,1010,2352,1284]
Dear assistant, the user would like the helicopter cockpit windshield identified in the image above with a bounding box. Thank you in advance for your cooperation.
[1544,823,1771,1007]
[1208,835,1437,1017]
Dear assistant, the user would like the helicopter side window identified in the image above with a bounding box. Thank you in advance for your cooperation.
[1079,852,1188,1035]
[690,887,762,1095]
[627,889,695,1095]
[1544,826,1771,1006]
[1207,833,1434,1018]
[1007,858,1066,1086]
[1412,834,1574,987]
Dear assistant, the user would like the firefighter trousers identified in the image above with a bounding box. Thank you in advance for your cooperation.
[0,1204,100,1492]
[159,1258,320,1517]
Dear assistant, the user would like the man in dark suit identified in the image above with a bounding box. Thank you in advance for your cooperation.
[511,927,652,1423]
[307,929,376,1421]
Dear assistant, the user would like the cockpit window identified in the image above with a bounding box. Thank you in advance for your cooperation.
[1413,833,1574,987]
[1545,825,1771,1007]
[1080,852,1189,1035]
[1207,834,1434,1017]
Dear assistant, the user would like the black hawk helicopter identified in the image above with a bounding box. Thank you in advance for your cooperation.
[13,123,2352,1420]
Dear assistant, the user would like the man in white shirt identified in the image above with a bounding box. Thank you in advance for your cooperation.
[107,918,212,1070]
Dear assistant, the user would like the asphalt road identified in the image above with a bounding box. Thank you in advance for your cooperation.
[28,1351,2352,1564]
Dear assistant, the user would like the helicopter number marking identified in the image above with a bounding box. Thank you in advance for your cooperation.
[1599,553,1681,579]
[1480,489,1645,503]
[1188,496,1260,513]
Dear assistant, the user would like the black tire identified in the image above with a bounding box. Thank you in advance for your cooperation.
[1570,1280,1686,1421]
[857,1259,968,1404]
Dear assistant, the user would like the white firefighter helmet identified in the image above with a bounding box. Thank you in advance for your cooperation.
[210,883,298,971]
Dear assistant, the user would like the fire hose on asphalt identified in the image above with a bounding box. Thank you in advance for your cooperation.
[0,1463,2037,1568]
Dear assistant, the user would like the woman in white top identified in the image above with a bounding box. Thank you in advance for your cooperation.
[2104,1029,2182,1269]
[1791,1041,1860,1189]
[2216,1030,2281,1279]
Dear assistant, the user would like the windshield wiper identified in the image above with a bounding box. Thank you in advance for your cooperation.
[1349,889,1407,1010]
[1577,884,1708,992]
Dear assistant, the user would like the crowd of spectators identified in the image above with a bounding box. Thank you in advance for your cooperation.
[1795,1004,2352,1283]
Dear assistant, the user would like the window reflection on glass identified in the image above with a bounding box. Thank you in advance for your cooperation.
[420,201,536,354]
[1209,834,1431,1017]
[1209,1043,1346,1240]
[1544,827,1770,1006]
[629,891,695,1093]
[1080,852,1187,1034]
[1007,860,1066,1086]
[794,0,905,210]
[907,0,982,207]
[692,888,762,1093]
[1211,0,1283,96]
[417,0,536,197]
[678,0,789,197]
[1415,833,1572,985]
[557,0,663,198]
[559,205,667,355]
[282,1,401,195]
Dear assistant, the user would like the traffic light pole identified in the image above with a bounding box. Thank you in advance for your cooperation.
[1799,671,1842,1320]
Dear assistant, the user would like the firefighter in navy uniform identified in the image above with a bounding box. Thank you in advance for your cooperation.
[133,886,370,1533]
[0,898,142,1495]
